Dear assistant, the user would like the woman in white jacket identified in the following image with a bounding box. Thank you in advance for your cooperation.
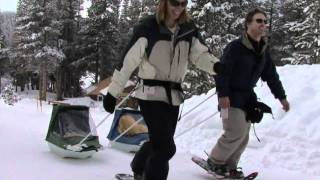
[101,0,223,179]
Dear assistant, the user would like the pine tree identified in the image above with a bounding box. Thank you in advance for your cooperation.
[118,0,131,62]
[13,0,38,72]
[85,0,120,81]
[102,0,121,79]
[118,0,143,68]
[55,0,83,99]
[120,0,130,24]
[1,84,20,106]
[184,1,257,97]
[0,21,6,93]
[128,0,142,24]
[262,0,284,65]
[191,0,257,55]
[75,0,105,85]
[11,0,42,93]
[293,1,320,64]
[0,24,4,49]
[281,0,319,64]
[0,11,16,47]
[38,0,65,100]
[140,0,157,18]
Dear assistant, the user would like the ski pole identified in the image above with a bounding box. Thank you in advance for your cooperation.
[108,92,217,146]
[180,92,216,119]
[76,84,140,147]
[174,110,219,139]
[109,95,218,147]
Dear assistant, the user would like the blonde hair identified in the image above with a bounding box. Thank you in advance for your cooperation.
[156,0,191,25]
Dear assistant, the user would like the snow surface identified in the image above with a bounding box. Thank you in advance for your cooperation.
[1,65,320,180]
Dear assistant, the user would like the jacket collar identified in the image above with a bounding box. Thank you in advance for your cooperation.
[159,22,180,35]
[241,33,268,55]
[158,20,195,36]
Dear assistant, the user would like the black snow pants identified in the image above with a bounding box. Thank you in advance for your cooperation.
[130,100,180,180]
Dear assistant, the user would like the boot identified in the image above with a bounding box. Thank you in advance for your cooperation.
[206,158,228,177]
[228,168,245,179]
[134,173,143,180]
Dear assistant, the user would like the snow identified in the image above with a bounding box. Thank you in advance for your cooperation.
[80,0,91,18]
[106,7,114,13]
[35,46,65,61]
[80,71,95,90]
[1,65,320,180]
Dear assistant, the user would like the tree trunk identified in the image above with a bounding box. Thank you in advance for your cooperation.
[39,61,47,101]
[55,66,64,100]
[38,0,48,101]
[268,1,274,42]
[316,0,320,63]
[95,58,99,84]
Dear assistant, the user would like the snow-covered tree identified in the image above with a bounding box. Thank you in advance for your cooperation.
[128,0,142,24]
[282,0,320,64]
[184,1,257,97]
[261,0,285,65]
[0,22,7,93]
[140,0,157,17]
[118,0,132,60]
[191,0,257,55]
[12,0,37,73]
[54,0,84,99]
[120,0,130,22]
[0,12,16,47]
[101,0,121,79]
[0,23,4,49]
[13,0,74,100]
[0,54,9,93]
[293,1,319,64]
[1,84,20,105]
[118,0,143,69]
[35,0,65,100]
[84,0,120,80]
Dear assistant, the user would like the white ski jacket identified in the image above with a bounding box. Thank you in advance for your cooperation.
[101,16,220,105]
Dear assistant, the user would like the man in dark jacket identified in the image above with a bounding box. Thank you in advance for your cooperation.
[207,8,290,179]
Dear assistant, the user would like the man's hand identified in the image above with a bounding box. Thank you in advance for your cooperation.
[280,99,290,112]
[218,97,230,109]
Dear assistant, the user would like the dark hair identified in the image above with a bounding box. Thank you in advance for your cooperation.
[244,8,267,30]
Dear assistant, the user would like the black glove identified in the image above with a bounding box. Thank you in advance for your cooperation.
[213,62,225,75]
[103,93,117,113]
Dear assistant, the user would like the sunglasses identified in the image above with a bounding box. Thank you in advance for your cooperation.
[168,0,188,7]
[255,18,268,24]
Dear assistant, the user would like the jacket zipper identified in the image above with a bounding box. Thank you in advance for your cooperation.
[169,33,176,78]
[176,29,195,39]
[168,28,195,78]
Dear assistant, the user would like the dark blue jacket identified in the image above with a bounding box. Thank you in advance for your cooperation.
[215,34,286,110]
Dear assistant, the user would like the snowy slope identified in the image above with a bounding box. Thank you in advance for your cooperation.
[0,65,320,180]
